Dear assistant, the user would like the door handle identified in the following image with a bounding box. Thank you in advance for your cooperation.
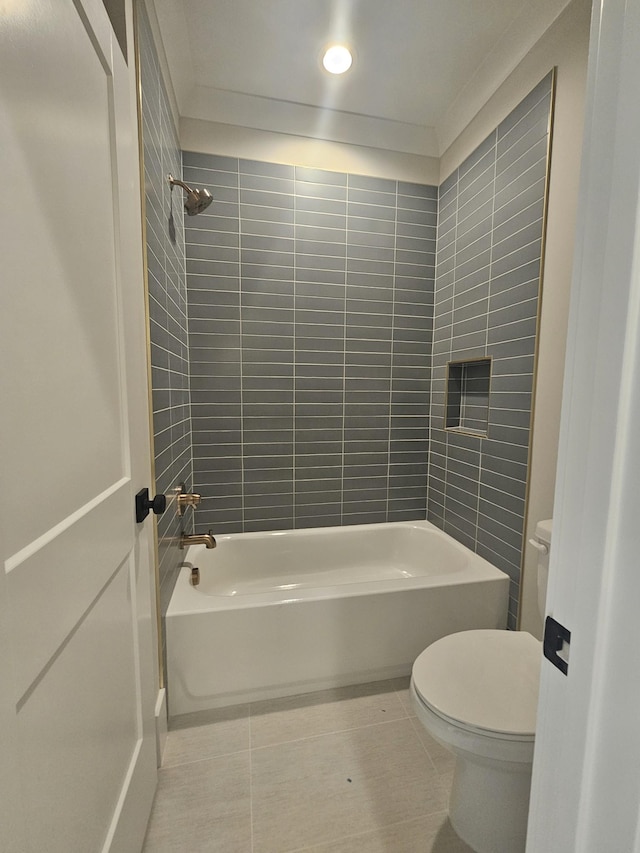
[135,488,167,523]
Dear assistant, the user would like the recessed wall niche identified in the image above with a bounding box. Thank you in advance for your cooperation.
[445,358,492,436]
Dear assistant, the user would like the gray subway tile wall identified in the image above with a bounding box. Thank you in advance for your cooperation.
[428,71,554,628]
[138,4,193,631]
[183,154,436,533]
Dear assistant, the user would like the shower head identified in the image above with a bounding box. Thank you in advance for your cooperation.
[167,175,213,216]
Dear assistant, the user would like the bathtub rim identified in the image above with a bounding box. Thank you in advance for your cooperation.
[167,519,509,616]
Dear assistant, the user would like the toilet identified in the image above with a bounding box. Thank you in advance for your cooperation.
[410,519,552,853]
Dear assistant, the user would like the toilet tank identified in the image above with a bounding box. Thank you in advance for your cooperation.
[532,519,553,619]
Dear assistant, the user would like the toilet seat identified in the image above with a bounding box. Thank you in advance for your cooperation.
[412,630,541,739]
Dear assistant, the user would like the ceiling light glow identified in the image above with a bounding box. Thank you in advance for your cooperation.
[322,45,353,75]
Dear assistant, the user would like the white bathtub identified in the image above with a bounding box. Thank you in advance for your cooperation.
[166,520,509,717]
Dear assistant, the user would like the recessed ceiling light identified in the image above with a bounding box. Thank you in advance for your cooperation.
[322,45,353,75]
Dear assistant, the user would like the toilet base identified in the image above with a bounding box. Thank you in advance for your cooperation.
[449,755,532,853]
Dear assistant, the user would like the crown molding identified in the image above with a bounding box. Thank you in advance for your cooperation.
[437,0,574,155]
[181,85,440,158]
[180,117,440,184]
[439,0,590,181]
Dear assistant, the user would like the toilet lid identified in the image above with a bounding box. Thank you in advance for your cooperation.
[412,630,541,737]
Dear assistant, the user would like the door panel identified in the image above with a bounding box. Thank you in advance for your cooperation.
[0,0,158,850]
[19,563,138,852]
[8,480,132,700]
[3,0,126,558]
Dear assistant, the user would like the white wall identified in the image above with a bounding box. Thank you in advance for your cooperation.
[439,0,591,636]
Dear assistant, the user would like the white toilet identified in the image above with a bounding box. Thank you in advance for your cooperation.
[410,519,552,853]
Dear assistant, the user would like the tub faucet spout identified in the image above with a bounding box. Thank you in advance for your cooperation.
[179,531,216,549]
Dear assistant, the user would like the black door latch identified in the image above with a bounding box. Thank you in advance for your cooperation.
[543,615,571,675]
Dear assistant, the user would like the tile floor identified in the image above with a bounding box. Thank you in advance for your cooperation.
[142,678,473,852]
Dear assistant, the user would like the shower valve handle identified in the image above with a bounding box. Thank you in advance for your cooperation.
[177,490,202,516]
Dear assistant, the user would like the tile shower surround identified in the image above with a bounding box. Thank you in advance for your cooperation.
[138,3,193,627]
[183,153,436,535]
[428,72,554,628]
[139,27,550,630]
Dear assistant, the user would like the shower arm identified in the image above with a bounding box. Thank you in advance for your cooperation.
[168,175,195,195]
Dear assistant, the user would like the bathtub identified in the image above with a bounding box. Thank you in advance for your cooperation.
[166,519,509,717]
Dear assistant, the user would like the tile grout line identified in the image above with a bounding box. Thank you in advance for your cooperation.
[477,129,499,552]
[249,706,255,853]
[386,180,399,522]
[293,171,297,529]
[249,710,414,753]
[427,184,444,524]
[161,711,419,772]
[283,812,453,853]
[444,169,460,529]
[160,746,253,772]
[406,714,440,775]
[340,177,348,525]
[181,152,195,527]
[238,161,246,532]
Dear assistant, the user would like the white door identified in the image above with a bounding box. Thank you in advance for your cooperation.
[527,0,640,850]
[0,1,158,851]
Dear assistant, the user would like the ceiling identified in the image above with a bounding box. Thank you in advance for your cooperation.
[152,0,571,158]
